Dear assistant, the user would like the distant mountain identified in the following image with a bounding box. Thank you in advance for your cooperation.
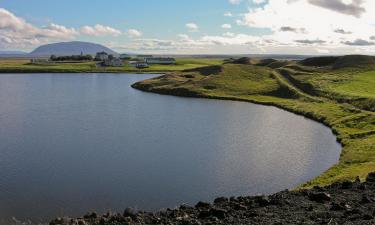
[30,41,118,56]
[0,50,27,55]
[0,50,28,58]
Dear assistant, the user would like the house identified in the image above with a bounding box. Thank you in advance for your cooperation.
[103,58,124,67]
[129,61,149,69]
[145,57,176,65]
[95,52,109,61]
[137,55,153,60]
[136,62,149,69]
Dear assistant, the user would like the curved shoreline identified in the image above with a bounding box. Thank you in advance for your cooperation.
[130,83,343,188]
[50,69,375,225]
[130,68,375,188]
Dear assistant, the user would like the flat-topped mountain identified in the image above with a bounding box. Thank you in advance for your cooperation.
[30,41,118,56]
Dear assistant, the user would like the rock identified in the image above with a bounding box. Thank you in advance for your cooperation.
[361,194,372,203]
[49,217,69,225]
[214,197,229,204]
[123,207,137,218]
[330,202,350,211]
[308,192,332,202]
[48,170,375,225]
[83,212,97,219]
[233,203,247,211]
[198,210,210,219]
[363,214,374,220]
[103,211,112,218]
[195,201,211,209]
[255,196,271,206]
[366,172,375,183]
[179,204,193,210]
[209,208,227,219]
[77,220,87,225]
[341,180,353,189]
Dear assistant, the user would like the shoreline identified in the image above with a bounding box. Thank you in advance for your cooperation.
[51,173,375,224]
[130,63,375,188]
[0,70,170,74]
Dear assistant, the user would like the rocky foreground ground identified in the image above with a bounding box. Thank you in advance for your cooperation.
[50,172,375,225]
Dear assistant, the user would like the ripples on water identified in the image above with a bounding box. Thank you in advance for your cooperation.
[0,73,341,224]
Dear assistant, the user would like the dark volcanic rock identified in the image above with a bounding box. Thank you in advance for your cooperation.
[308,192,332,202]
[50,173,375,225]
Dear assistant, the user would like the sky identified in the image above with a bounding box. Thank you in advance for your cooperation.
[0,0,375,55]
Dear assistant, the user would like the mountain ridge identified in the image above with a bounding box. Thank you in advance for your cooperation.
[30,41,118,56]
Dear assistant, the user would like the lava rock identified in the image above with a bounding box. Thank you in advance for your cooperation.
[195,201,211,209]
[308,192,332,202]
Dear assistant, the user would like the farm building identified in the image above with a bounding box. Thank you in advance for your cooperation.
[95,52,109,61]
[103,58,124,67]
[129,61,149,69]
[137,55,153,60]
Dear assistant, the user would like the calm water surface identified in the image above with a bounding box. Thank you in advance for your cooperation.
[0,73,341,224]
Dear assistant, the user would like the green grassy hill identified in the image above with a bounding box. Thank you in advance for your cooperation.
[133,55,375,188]
[300,55,375,70]
[0,58,223,73]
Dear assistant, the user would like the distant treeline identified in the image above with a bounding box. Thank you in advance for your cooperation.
[50,54,93,62]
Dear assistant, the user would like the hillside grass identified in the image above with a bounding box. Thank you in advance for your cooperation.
[0,58,223,73]
[133,61,375,188]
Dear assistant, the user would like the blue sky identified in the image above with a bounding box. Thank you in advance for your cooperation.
[1,0,374,54]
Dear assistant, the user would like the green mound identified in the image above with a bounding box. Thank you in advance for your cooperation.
[300,55,375,69]
[256,58,278,66]
[332,55,375,69]
[228,57,260,65]
[183,65,223,75]
[267,60,292,69]
[300,56,339,67]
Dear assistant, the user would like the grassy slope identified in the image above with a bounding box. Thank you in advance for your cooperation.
[132,61,375,188]
[0,58,223,73]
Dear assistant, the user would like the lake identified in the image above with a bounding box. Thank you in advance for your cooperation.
[0,73,341,224]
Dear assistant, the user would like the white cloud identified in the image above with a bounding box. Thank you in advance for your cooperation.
[253,0,267,4]
[237,0,375,51]
[186,23,199,32]
[223,32,235,37]
[222,24,232,29]
[127,29,142,38]
[229,0,242,5]
[224,12,233,17]
[80,24,121,36]
[0,8,78,49]
[317,49,330,54]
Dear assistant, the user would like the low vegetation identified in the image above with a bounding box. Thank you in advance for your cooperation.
[0,58,223,73]
[132,55,375,188]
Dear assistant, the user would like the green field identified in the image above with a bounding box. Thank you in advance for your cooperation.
[0,58,223,73]
[132,56,375,188]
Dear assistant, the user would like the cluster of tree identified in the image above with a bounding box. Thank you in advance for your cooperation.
[50,54,93,62]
